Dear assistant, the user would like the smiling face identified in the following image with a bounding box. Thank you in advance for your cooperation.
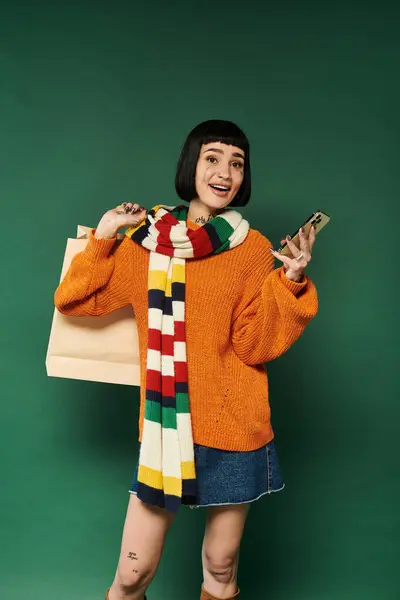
[194,142,245,211]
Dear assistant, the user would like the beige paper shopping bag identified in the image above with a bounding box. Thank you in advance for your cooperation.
[46,226,141,386]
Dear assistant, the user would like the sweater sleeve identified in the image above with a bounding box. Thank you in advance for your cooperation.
[231,232,319,365]
[54,230,134,316]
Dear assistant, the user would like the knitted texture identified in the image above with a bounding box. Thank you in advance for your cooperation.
[54,210,318,456]
[124,204,249,512]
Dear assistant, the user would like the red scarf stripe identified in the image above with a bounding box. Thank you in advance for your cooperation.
[161,333,174,356]
[146,369,162,392]
[160,374,176,397]
[155,218,175,256]
[187,226,214,256]
[147,328,162,352]
[174,321,186,342]
[156,243,174,257]
[175,361,188,382]
[161,210,180,226]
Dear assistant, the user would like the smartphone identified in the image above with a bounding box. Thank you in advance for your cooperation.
[277,210,331,256]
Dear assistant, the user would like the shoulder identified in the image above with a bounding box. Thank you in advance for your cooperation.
[234,226,276,278]
[220,225,274,281]
[244,227,273,253]
[118,234,145,256]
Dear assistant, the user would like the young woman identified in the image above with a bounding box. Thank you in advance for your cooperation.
[54,120,318,600]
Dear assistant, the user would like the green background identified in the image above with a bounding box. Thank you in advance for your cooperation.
[1,1,398,599]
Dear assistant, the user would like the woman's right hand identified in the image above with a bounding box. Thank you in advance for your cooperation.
[95,203,147,239]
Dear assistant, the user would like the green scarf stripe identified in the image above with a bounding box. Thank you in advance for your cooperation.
[209,218,235,254]
[176,206,188,222]
[164,205,184,222]
[144,401,178,429]
[176,392,190,413]
[144,399,162,422]
[162,406,177,429]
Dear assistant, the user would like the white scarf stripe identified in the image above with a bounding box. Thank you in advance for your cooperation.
[139,420,162,470]
[174,341,187,362]
[172,300,185,322]
[162,431,182,477]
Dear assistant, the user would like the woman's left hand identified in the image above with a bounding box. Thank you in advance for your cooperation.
[269,226,316,282]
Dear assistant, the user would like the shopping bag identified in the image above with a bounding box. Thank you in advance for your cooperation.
[45,226,140,386]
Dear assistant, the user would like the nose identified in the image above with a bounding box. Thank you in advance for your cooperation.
[217,165,231,180]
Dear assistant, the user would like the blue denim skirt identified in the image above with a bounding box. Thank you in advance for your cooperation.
[129,438,285,508]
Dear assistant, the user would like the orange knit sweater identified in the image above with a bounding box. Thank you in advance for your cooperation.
[54,218,318,451]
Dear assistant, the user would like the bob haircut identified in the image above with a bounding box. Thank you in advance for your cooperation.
[175,120,251,208]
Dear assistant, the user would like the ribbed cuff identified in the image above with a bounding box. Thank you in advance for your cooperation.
[84,229,117,261]
[277,266,308,295]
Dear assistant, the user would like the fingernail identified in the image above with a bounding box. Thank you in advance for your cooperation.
[286,235,291,241]
[269,248,274,253]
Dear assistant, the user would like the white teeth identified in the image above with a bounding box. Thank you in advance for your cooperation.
[211,185,229,191]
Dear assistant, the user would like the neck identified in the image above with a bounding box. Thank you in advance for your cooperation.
[187,199,224,225]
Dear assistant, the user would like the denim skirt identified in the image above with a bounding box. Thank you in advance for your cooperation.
[129,438,285,508]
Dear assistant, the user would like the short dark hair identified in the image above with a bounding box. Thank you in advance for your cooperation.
[175,120,251,208]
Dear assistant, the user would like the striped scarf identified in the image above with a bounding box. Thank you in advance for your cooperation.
[125,204,249,512]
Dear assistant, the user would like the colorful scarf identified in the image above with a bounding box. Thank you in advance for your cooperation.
[125,204,249,512]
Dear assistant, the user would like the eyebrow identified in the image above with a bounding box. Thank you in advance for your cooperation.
[204,147,245,160]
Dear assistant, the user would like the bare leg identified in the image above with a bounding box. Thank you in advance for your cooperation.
[201,504,249,599]
[108,494,175,600]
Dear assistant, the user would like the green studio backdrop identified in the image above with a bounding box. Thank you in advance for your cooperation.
[0,1,398,599]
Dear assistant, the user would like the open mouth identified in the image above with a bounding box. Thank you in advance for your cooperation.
[209,184,231,195]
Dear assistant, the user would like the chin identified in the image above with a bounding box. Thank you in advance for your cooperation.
[206,197,233,210]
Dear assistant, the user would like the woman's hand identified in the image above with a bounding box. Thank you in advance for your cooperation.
[95,203,147,239]
[269,226,316,282]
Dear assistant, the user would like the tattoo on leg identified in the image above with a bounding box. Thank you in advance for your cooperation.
[128,551,139,560]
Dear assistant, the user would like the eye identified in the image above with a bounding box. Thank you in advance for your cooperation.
[232,161,244,169]
[206,156,218,164]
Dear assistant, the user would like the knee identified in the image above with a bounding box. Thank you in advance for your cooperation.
[114,564,154,596]
[203,549,237,584]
